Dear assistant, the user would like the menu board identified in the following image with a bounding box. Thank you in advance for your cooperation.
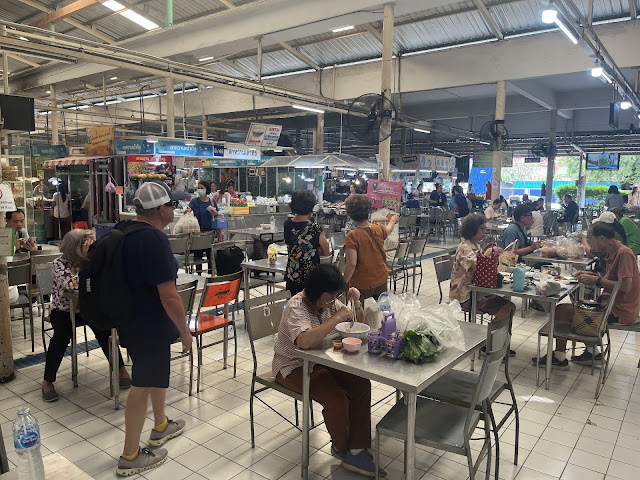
[367,180,402,209]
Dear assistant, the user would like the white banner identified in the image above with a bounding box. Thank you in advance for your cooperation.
[246,123,282,148]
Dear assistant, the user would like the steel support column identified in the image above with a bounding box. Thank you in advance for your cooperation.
[50,84,58,144]
[166,0,173,27]
[166,78,175,138]
[316,113,324,154]
[492,80,506,202]
[545,110,557,209]
[378,2,394,182]
[1,26,9,94]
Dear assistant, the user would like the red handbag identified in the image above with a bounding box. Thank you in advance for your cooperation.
[474,246,499,288]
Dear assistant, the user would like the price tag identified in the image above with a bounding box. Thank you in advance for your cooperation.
[0,227,15,256]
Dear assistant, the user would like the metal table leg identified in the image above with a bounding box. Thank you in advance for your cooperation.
[70,298,78,388]
[471,290,477,371]
[301,358,311,480]
[544,302,556,390]
[405,392,417,480]
[110,328,120,410]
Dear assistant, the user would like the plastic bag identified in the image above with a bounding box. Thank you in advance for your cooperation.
[385,292,466,351]
[173,211,200,234]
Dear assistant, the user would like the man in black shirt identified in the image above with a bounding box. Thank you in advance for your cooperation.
[558,195,578,223]
[116,182,193,477]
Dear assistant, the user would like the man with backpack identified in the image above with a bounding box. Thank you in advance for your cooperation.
[104,182,193,476]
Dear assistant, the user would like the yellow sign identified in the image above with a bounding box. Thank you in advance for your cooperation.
[86,126,115,156]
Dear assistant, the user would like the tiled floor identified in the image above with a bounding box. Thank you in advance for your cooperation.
[2,239,640,480]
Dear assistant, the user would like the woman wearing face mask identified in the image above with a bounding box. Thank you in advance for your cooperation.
[186,180,220,273]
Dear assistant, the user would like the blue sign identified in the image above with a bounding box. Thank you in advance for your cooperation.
[114,140,154,155]
[213,144,225,157]
[196,143,213,157]
[10,145,68,157]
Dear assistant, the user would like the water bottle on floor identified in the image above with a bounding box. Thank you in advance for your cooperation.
[270,214,276,230]
[13,407,45,480]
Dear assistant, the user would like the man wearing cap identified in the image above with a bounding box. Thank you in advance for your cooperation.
[116,181,193,477]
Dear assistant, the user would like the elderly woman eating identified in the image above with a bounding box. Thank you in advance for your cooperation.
[272,264,386,477]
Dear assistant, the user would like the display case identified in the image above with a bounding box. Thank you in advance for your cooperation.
[0,155,36,238]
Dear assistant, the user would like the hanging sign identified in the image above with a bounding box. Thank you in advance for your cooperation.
[86,126,115,155]
[0,183,17,211]
[473,152,513,168]
[524,157,541,163]
[367,180,402,209]
[245,123,282,148]
[114,139,154,155]
[0,228,15,257]
[391,155,419,170]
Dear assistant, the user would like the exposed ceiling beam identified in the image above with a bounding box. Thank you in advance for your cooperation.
[114,0,164,30]
[18,0,116,44]
[6,53,40,67]
[362,23,383,44]
[279,41,320,70]
[472,0,504,40]
[31,0,106,29]
[219,0,236,9]
[507,81,572,119]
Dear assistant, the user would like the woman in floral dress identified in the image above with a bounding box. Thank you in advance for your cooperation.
[284,190,330,295]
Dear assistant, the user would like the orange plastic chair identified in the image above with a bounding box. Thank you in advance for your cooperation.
[190,271,242,393]
[72,222,89,230]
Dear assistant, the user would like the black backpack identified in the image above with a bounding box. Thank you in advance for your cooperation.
[215,246,244,275]
[79,221,154,329]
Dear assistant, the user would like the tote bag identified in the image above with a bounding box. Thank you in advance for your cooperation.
[474,246,499,288]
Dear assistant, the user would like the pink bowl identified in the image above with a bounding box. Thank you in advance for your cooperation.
[342,337,362,353]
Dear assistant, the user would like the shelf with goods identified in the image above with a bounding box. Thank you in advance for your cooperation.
[0,155,37,239]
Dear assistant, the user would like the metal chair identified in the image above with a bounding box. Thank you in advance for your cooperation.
[375,330,510,480]
[536,279,622,398]
[397,215,411,240]
[386,242,409,293]
[419,310,519,480]
[433,253,453,303]
[8,259,35,352]
[167,233,190,272]
[402,237,427,294]
[329,232,345,251]
[191,272,242,392]
[187,231,215,274]
[172,280,197,396]
[244,290,318,448]
[332,247,345,274]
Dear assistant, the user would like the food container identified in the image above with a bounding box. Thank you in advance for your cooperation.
[332,339,343,351]
[335,322,370,340]
[368,330,382,353]
[382,334,404,359]
[342,337,362,353]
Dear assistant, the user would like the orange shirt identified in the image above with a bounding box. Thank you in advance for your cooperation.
[344,223,389,290]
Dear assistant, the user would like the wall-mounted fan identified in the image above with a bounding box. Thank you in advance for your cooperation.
[479,120,509,151]
[531,142,556,158]
[346,93,397,145]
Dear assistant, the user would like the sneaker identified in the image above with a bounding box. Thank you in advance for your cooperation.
[116,447,167,476]
[42,387,59,403]
[119,376,132,390]
[531,354,570,370]
[571,351,602,366]
[341,450,387,478]
[148,418,185,446]
[331,444,345,460]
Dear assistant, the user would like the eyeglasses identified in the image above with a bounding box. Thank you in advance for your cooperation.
[164,200,179,208]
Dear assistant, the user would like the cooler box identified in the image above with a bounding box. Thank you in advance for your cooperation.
[211,217,227,229]
[95,223,117,240]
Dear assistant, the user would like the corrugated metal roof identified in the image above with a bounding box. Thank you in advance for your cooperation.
[490,1,544,35]
[300,34,381,66]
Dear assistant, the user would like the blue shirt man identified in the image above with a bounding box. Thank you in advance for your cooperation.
[502,204,543,261]
[429,184,446,207]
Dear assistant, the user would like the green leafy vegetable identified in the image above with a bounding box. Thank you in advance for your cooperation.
[399,330,438,364]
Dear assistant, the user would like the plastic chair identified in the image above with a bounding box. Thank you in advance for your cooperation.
[419,310,519,480]
[167,234,190,272]
[191,272,242,393]
[433,253,453,303]
[244,290,318,448]
[187,231,215,274]
[329,232,345,251]
[172,280,197,396]
[375,328,511,480]
[536,279,621,398]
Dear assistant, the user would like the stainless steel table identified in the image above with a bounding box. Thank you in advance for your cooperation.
[227,227,284,241]
[521,253,596,270]
[240,258,287,299]
[469,282,580,389]
[296,321,487,480]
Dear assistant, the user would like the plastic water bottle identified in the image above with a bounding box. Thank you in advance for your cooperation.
[378,292,391,313]
[270,214,276,230]
[13,407,45,480]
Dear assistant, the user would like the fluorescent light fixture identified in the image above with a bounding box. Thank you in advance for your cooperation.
[185,140,196,146]
[198,56,214,62]
[620,101,632,110]
[541,8,558,24]
[434,148,456,156]
[18,36,29,41]
[103,0,158,30]
[332,25,355,33]
[292,104,325,114]
[146,136,159,143]
[414,128,431,134]
[479,140,491,145]
[554,19,578,44]
[46,90,51,94]
[591,66,603,77]
[110,76,118,80]
[601,71,613,83]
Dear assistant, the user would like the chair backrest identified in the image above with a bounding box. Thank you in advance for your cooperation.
[30,247,60,255]
[189,231,215,250]
[244,290,291,342]
[407,237,427,256]
[391,243,410,265]
[34,263,54,297]
[330,232,346,250]
[398,215,410,228]
[198,271,243,310]
[600,278,623,336]
[167,234,190,254]
[332,248,345,273]
[433,254,453,283]
[177,279,198,317]
[227,216,246,231]
[30,253,61,277]
[8,258,30,286]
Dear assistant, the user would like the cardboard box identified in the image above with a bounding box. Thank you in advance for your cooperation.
[229,206,250,215]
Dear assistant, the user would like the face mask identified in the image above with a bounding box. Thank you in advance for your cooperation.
[197,189,206,196]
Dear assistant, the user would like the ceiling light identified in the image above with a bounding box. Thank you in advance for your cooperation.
[620,101,632,110]
[198,56,214,62]
[479,140,491,145]
[414,128,431,134]
[554,19,578,44]
[146,136,159,143]
[601,71,613,83]
[110,76,118,80]
[292,104,325,114]
[18,36,29,42]
[591,66,603,77]
[185,140,196,146]
[46,90,50,94]
[332,25,355,33]
[541,7,558,24]
[103,0,158,30]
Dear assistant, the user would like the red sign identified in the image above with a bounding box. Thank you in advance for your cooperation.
[367,180,402,209]
[127,155,172,163]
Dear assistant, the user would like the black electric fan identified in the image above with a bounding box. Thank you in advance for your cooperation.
[346,93,397,145]
[478,119,509,151]
[531,142,556,158]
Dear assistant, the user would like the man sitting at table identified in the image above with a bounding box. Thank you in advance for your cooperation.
[273,264,386,478]
[532,221,640,369]
[502,204,542,260]
[485,199,502,220]
[558,195,578,224]
[429,184,446,207]
[7,209,38,253]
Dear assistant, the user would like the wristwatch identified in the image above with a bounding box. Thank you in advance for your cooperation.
[596,277,602,287]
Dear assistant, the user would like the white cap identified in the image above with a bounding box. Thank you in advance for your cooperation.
[133,181,174,210]
[595,211,616,224]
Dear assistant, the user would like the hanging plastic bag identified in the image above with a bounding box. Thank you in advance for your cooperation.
[105,180,117,193]
[173,211,200,234]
